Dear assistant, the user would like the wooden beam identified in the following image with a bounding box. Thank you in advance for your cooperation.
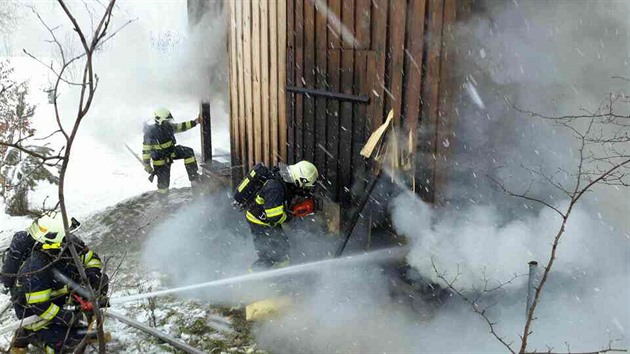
[386,0,406,128]
[339,0,355,208]
[369,0,387,130]
[200,101,212,163]
[352,0,372,182]
[270,0,279,164]
[252,0,262,164]
[314,0,328,180]
[352,51,367,183]
[418,0,444,202]
[243,0,254,169]
[303,0,316,163]
[261,0,270,165]
[403,0,426,191]
[227,1,241,185]
[287,0,296,164]
[295,0,305,161]
[278,0,288,162]
[326,0,341,200]
[354,0,371,50]
[434,0,457,205]
[326,50,341,200]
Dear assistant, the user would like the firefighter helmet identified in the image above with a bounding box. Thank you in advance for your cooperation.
[154,108,173,125]
[28,212,81,249]
[284,161,318,188]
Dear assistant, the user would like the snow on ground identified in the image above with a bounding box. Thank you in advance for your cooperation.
[0,2,236,352]
[1,0,229,220]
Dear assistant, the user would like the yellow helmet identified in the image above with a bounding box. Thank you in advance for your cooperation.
[27,212,81,249]
[285,160,318,188]
[154,108,173,125]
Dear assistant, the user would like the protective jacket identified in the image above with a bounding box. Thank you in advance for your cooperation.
[12,246,106,332]
[2,233,101,289]
[141,119,198,168]
[246,175,294,227]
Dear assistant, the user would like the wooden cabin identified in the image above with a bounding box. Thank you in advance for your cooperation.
[192,0,472,232]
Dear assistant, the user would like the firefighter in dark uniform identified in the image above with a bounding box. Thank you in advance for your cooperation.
[246,161,318,270]
[8,212,108,354]
[142,108,201,195]
[1,216,82,290]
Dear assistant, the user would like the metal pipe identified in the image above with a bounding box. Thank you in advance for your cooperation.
[286,86,370,103]
[526,261,539,317]
[106,310,205,354]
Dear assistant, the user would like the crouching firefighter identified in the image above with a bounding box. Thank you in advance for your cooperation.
[142,108,201,195]
[9,212,109,354]
[234,161,319,271]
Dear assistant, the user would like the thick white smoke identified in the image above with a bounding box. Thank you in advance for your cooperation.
[254,1,629,353]
[388,0,630,351]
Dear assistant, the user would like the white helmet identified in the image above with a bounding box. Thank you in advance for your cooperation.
[282,160,319,188]
[27,212,81,249]
[154,108,173,125]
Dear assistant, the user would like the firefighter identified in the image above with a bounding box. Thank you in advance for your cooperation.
[246,160,319,271]
[9,212,108,354]
[142,108,201,195]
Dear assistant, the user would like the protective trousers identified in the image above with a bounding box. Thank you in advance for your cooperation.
[12,325,84,353]
[249,223,290,270]
[154,145,198,194]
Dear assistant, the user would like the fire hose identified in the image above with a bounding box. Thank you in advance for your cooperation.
[0,247,408,336]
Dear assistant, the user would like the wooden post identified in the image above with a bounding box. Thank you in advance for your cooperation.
[200,101,212,164]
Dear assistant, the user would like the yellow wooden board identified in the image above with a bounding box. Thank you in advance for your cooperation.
[360,109,394,158]
[245,296,293,321]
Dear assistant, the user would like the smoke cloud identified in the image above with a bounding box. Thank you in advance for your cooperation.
[251,1,630,353]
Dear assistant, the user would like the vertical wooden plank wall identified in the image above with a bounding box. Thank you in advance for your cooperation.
[228,0,289,179]
[228,0,460,205]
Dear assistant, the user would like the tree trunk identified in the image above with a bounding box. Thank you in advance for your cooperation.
[5,186,28,216]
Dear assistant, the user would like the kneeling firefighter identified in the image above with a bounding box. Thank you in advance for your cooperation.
[9,212,109,354]
[142,108,201,195]
[235,160,319,271]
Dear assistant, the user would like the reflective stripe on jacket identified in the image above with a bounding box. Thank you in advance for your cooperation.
[141,120,197,165]
[246,178,290,227]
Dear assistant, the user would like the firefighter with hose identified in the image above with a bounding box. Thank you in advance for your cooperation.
[6,212,108,353]
[234,161,319,271]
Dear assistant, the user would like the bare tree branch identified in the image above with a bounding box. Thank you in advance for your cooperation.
[431,259,517,354]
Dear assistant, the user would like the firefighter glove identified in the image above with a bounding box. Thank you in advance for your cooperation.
[144,165,154,174]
